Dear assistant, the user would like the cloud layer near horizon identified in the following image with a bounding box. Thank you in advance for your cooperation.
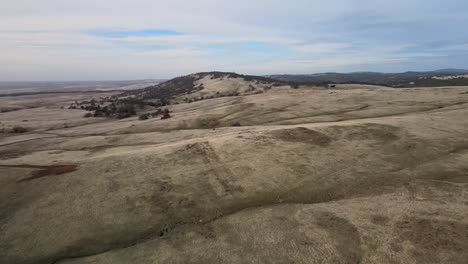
[1,0,468,80]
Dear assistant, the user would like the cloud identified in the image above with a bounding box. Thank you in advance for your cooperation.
[135,48,206,58]
[1,0,468,80]
[89,29,183,38]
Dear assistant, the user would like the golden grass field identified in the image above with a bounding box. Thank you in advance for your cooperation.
[1,81,468,264]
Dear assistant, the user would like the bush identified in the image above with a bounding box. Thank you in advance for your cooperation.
[11,126,28,133]
[151,109,162,117]
[194,118,219,128]
[161,112,171,119]
[231,122,241,127]
[83,113,93,118]
[117,112,132,119]
[139,113,150,120]
[116,104,136,119]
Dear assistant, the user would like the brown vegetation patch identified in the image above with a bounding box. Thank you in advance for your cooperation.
[329,123,400,142]
[177,117,221,129]
[11,126,28,133]
[18,165,77,182]
[0,150,29,160]
[394,217,468,263]
[371,215,391,226]
[315,211,363,263]
[271,127,332,146]
[193,117,220,129]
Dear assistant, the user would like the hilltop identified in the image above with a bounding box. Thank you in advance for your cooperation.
[69,72,302,120]
[121,71,296,101]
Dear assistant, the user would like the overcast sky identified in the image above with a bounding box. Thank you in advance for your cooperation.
[1,0,468,81]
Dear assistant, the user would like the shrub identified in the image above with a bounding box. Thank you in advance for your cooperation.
[116,104,136,119]
[93,110,101,117]
[139,113,150,120]
[117,112,132,119]
[11,126,28,133]
[194,118,219,128]
[161,112,171,119]
[83,113,93,118]
[151,109,162,117]
[160,98,170,106]
[231,122,241,127]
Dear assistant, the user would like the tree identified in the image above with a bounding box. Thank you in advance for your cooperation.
[139,113,150,120]
[11,126,28,133]
[161,111,171,119]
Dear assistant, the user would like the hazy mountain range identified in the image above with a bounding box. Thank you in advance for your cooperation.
[267,69,468,87]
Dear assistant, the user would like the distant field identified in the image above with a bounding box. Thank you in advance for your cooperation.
[0,80,165,95]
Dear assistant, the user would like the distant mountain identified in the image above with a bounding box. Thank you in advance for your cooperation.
[267,69,468,87]
[431,68,468,74]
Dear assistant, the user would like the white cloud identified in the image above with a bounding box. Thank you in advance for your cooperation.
[1,0,467,80]
[134,48,206,58]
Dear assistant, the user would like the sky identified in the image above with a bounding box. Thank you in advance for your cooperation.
[1,0,468,81]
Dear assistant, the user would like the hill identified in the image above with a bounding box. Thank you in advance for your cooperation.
[1,75,468,264]
[267,69,468,87]
[121,71,295,101]
[70,72,299,120]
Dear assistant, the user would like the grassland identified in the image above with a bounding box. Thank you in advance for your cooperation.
[1,79,468,264]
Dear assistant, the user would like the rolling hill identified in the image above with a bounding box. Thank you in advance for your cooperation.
[267,69,468,87]
[1,72,468,264]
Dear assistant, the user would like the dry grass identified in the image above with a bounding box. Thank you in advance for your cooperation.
[1,85,468,264]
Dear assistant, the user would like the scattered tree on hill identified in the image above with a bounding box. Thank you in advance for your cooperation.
[11,126,28,133]
[139,113,150,120]
[161,109,171,119]
[161,112,171,119]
